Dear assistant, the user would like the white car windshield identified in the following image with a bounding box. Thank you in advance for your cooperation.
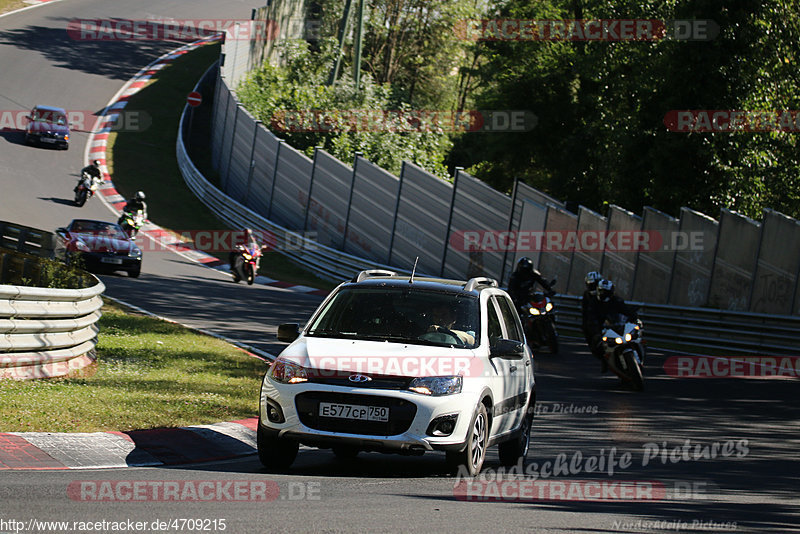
[307,287,480,348]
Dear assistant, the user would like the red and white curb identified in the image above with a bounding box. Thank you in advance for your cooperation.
[84,36,329,298]
[0,418,259,469]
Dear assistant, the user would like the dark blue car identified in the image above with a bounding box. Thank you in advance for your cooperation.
[25,105,70,149]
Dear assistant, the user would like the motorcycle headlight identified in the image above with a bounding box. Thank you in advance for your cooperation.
[242,253,252,260]
[269,359,308,384]
[624,333,632,342]
[408,376,462,396]
[545,302,553,312]
[615,337,624,344]
[529,307,541,315]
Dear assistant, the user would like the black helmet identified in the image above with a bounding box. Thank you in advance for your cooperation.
[135,191,146,201]
[585,271,603,294]
[515,257,534,274]
[597,279,614,302]
[92,159,101,167]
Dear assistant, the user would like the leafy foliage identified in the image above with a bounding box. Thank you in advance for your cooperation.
[237,39,453,178]
[450,0,800,219]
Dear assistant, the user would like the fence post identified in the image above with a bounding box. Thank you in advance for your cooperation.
[303,147,322,234]
[500,179,520,286]
[243,120,261,207]
[342,152,362,251]
[267,140,283,220]
[440,167,462,276]
[387,161,406,266]
[223,104,242,193]
[214,75,231,172]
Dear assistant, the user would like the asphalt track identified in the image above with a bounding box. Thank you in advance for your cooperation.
[0,2,799,533]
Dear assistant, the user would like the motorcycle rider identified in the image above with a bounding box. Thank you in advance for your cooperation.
[507,257,554,310]
[585,278,640,372]
[229,228,261,283]
[75,160,103,193]
[121,191,148,220]
[582,271,606,371]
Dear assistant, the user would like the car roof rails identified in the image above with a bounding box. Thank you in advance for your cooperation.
[352,269,398,283]
[464,277,499,292]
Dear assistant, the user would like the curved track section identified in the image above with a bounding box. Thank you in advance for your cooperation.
[0,3,798,533]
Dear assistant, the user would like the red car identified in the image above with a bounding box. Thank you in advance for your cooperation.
[25,105,70,149]
[56,219,142,277]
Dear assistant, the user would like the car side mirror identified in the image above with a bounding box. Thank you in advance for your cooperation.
[490,338,525,360]
[55,227,66,234]
[277,323,300,343]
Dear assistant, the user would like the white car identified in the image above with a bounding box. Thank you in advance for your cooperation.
[258,270,536,475]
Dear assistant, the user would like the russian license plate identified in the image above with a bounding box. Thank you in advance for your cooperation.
[101,257,123,264]
[318,402,389,422]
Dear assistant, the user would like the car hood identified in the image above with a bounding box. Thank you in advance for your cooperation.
[28,122,69,135]
[277,336,481,378]
[73,234,135,253]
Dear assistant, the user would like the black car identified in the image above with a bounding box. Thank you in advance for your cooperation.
[56,219,142,277]
[25,105,70,149]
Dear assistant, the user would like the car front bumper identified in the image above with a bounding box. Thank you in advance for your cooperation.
[259,379,481,454]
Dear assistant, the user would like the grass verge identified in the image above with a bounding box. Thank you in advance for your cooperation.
[106,41,336,291]
[0,0,27,17]
[0,300,268,432]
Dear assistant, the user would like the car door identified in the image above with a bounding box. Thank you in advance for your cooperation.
[484,296,513,434]
[492,294,530,433]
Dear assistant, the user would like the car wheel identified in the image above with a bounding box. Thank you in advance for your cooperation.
[332,445,360,460]
[129,267,141,278]
[447,403,488,476]
[498,398,533,466]
[257,419,298,470]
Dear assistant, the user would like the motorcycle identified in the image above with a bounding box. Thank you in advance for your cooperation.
[519,277,559,354]
[118,210,145,239]
[74,172,100,207]
[600,312,645,391]
[231,244,262,285]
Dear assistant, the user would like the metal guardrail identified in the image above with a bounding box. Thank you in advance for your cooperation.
[1,224,105,380]
[177,72,800,357]
[553,295,800,357]
[177,93,413,283]
[0,220,56,258]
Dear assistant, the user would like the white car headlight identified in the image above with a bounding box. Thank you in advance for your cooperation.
[74,240,90,252]
[269,359,308,384]
[408,376,462,396]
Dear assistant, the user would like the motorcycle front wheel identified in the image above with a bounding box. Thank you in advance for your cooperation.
[245,263,255,285]
[75,189,87,207]
[545,320,559,354]
[622,350,644,391]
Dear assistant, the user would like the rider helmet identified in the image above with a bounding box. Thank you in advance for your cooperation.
[585,271,603,294]
[135,191,146,201]
[597,279,614,302]
[92,160,101,167]
[515,257,535,274]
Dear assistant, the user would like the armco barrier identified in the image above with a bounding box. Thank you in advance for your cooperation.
[0,276,104,380]
[553,295,800,357]
[177,73,414,283]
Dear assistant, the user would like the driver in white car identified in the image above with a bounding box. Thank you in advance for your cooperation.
[427,303,475,345]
